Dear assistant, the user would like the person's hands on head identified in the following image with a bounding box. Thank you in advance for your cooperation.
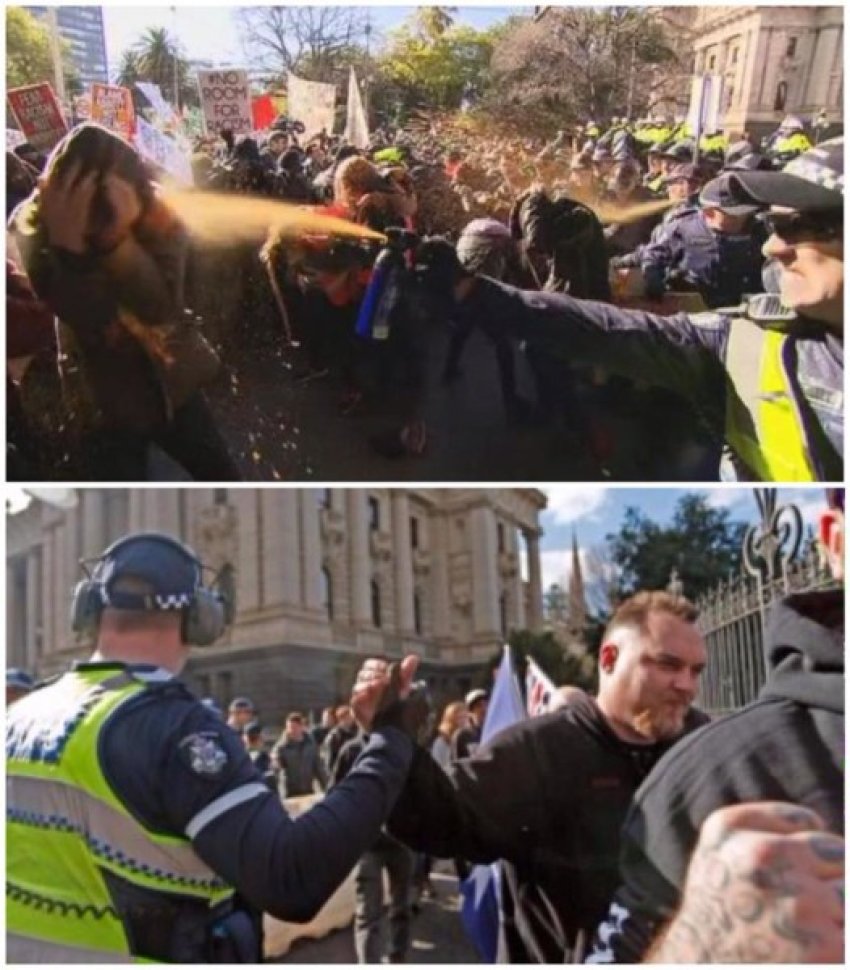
[350,654,420,734]
[38,161,97,254]
[648,801,844,964]
[94,172,143,251]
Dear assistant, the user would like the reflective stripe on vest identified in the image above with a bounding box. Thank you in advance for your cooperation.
[724,318,815,480]
[7,667,232,960]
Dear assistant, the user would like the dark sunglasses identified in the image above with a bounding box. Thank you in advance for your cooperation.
[756,210,843,243]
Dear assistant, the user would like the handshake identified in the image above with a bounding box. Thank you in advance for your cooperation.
[350,654,432,741]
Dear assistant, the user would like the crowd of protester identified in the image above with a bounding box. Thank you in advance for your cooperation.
[6,111,843,481]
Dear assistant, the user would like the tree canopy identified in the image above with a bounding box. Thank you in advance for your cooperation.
[605,494,748,602]
[6,7,78,96]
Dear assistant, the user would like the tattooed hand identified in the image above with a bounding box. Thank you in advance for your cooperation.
[647,801,844,964]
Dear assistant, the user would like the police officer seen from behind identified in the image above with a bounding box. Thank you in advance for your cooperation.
[413,138,843,482]
[640,172,766,308]
[6,532,420,963]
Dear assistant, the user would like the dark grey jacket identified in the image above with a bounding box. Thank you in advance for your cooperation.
[272,734,328,799]
[456,277,843,480]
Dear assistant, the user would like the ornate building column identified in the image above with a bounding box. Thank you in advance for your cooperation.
[262,490,302,607]
[300,491,323,611]
[470,505,501,639]
[392,493,416,634]
[347,491,371,625]
[526,531,544,630]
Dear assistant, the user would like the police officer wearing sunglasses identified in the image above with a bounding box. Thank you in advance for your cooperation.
[412,138,843,481]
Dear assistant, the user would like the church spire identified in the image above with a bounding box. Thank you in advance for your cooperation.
[568,530,587,634]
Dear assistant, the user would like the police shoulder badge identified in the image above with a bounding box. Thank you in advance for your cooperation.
[180,732,229,777]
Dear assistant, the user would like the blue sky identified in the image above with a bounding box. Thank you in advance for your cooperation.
[102,5,526,70]
[537,486,828,592]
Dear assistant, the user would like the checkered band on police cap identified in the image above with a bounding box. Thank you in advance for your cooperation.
[96,533,200,611]
[729,138,843,211]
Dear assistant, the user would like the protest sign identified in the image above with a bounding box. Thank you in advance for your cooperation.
[251,94,276,131]
[134,117,193,185]
[136,82,177,127]
[287,73,337,139]
[7,83,67,151]
[7,128,27,150]
[91,83,135,139]
[197,69,252,136]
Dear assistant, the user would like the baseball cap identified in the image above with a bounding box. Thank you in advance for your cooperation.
[729,138,843,212]
[95,533,201,611]
[228,696,255,712]
[7,668,34,693]
[465,688,489,708]
[699,174,763,216]
[243,720,264,739]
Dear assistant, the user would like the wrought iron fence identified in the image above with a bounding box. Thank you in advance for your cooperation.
[695,491,837,715]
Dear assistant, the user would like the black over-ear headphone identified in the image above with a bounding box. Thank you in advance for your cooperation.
[70,533,228,647]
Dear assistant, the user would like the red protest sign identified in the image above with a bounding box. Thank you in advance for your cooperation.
[7,83,67,152]
[90,83,135,139]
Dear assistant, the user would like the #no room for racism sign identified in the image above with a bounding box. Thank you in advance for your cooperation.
[197,69,252,136]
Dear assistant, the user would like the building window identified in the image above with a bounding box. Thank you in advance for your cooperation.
[497,522,506,553]
[413,591,423,635]
[198,674,211,698]
[213,488,228,506]
[708,54,716,70]
[318,488,332,509]
[410,516,419,549]
[371,580,382,628]
[321,567,333,620]
[499,593,509,638]
[368,496,380,531]
[730,47,738,65]
[774,81,788,111]
[785,37,797,58]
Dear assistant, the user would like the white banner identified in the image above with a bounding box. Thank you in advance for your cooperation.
[287,72,336,140]
[197,68,252,136]
[134,117,193,185]
[687,74,724,135]
[344,67,369,149]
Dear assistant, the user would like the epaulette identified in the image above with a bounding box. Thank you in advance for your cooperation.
[743,293,797,327]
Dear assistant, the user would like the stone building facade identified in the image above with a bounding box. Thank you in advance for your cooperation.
[689,5,843,138]
[6,488,547,725]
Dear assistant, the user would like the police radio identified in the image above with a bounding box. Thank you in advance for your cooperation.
[71,533,230,647]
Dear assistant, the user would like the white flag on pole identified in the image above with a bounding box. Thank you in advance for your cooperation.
[344,67,369,148]
[525,657,557,717]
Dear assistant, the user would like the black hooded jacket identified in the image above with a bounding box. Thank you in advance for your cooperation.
[587,589,844,964]
[386,692,708,962]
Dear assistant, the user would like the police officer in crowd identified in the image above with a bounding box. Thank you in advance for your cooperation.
[353,592,708,962]
[6,532,420,962]
[640,172,766,308]
[412,138,843,481]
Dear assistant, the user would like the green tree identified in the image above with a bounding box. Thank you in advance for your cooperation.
[376,20,496,120]
[115,50,142,90]
[127,27,197,108]
[6,7,78,95]
[414,7,458,41]
[605,494,748,602]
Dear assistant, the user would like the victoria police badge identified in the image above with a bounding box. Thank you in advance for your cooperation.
[180,732,229,777]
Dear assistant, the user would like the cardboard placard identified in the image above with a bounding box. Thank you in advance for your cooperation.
[6,83,67,151]
[90,83,135,139]
[287,73,336,140]
[197,69,252,136]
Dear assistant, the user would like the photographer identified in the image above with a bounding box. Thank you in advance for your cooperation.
[9,123,239,481]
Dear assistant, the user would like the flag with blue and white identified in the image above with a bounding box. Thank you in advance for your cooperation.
[459,644,527,962]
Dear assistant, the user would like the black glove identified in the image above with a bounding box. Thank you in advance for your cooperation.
[371,663,432,741]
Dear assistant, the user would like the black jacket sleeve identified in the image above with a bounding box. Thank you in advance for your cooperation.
[386,720,557,867]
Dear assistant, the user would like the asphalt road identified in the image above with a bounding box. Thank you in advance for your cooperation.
[272,862,481,964]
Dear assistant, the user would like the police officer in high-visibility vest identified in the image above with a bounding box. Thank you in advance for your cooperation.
[6,533,421,963]
[411,138,843,481]
[764,115,813,165]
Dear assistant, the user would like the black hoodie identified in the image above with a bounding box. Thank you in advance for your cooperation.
[386,691,708,962]
[587,588,844,964]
